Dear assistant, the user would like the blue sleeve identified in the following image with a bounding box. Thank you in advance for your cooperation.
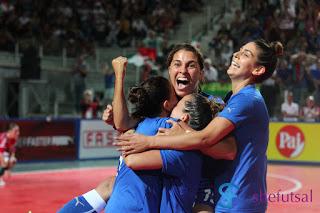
[160,150,200,177]
[156,117,175,129]
[218,93,253,127]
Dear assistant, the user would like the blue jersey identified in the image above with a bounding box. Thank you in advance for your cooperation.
[215,85,269,213]
[160,149,202,213]
[105,117,172,213]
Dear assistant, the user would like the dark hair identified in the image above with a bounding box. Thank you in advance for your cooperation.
[128,76,172,119]
[183,94,221,130]
[7,123,19,131]
[166,43,204,71]
[253,39,284,83]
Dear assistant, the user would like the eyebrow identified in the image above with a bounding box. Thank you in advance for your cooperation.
[172,59,198,64]
[240,48,254,57]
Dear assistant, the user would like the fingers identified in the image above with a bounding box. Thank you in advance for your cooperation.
[112,56,128,74]
[157,128,170,136]
[166,119,178,126]
[113,141,132,147]
[102,104,114,124]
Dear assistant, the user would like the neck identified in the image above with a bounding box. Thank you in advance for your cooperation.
[159,110,170,118]
[231,79,252,94]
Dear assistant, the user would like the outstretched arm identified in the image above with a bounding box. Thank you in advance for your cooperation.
[116,116,235,154]
[112,57,139,132]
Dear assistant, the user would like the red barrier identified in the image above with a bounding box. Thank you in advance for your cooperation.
[0,119,77,161]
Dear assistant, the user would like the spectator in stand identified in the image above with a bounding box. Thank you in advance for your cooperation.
[80,89,100,119]
[261,71,279,119]
[281,91,300,121]
[275,58,293,91]
[300,95,320,122]
[290,49,312,104]
[132,17,148,41]
[101,62,114,104]
[203,58,218,83]
[72,54,89,113]
[307,58,320,104]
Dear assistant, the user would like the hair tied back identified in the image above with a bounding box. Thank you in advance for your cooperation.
[271,41,284,57]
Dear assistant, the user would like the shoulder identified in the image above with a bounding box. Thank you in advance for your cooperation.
[140,117,172,128]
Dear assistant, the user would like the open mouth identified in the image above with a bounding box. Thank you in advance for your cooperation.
[176,77,189,88]
[231,61,240,68]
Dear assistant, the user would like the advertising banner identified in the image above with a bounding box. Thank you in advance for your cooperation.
[267,122,320,163]
[0,119,77,161]
[79,120,119,159]
[201,82,232,98]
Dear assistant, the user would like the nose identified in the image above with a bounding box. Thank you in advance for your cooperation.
[233,51,240,59]
[180,65,188,74]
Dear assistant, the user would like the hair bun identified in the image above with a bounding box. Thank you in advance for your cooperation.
[128,86,148,104]
[271,41,284,57]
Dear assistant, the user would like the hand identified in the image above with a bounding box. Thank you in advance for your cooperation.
[114,133,150,155]
[157,120,193,136]
[112,56,128,79]
[102,104,114,126]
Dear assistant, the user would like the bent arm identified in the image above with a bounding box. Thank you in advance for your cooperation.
[200,135,237,160]
[124,150,163,170]
[148,117,235,150]
[112,58,139,131]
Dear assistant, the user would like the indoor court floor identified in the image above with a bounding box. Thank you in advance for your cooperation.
[0,161,319,213]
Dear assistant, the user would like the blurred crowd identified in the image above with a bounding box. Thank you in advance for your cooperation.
[0,0,203,56]
[203,0,320,121]
[2,0,320,121]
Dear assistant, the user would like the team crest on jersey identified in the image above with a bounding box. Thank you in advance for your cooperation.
[276,125,305,158]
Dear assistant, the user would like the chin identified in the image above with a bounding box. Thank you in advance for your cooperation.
[175,90,189,98]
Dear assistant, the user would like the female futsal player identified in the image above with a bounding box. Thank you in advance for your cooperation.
[0,123,20,186]
[115,39,284,213]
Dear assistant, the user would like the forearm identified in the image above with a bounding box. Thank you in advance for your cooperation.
[200,135,237,160]
[124,150,162,170]
[148,117,234,150]
[113,77,137,131]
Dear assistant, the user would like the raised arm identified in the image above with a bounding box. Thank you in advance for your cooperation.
[112,57,139,132]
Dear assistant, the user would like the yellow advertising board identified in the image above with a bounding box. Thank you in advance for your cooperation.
[267,122,320,163]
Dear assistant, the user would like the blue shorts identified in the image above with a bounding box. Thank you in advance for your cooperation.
[194,178,215,207]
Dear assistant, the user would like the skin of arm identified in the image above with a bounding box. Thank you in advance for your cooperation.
[147,117,235,151]
[125,136,237,169]
[124,150,163,170]
[200,135,237,160]
[112,57,139,132]
[116,117,235,155]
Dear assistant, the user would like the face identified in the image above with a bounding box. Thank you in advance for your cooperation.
[170,94,193,119]
[168,50,203,98]
[8,126,20,140]
[307,99,314,107]
[228,42,259,81]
